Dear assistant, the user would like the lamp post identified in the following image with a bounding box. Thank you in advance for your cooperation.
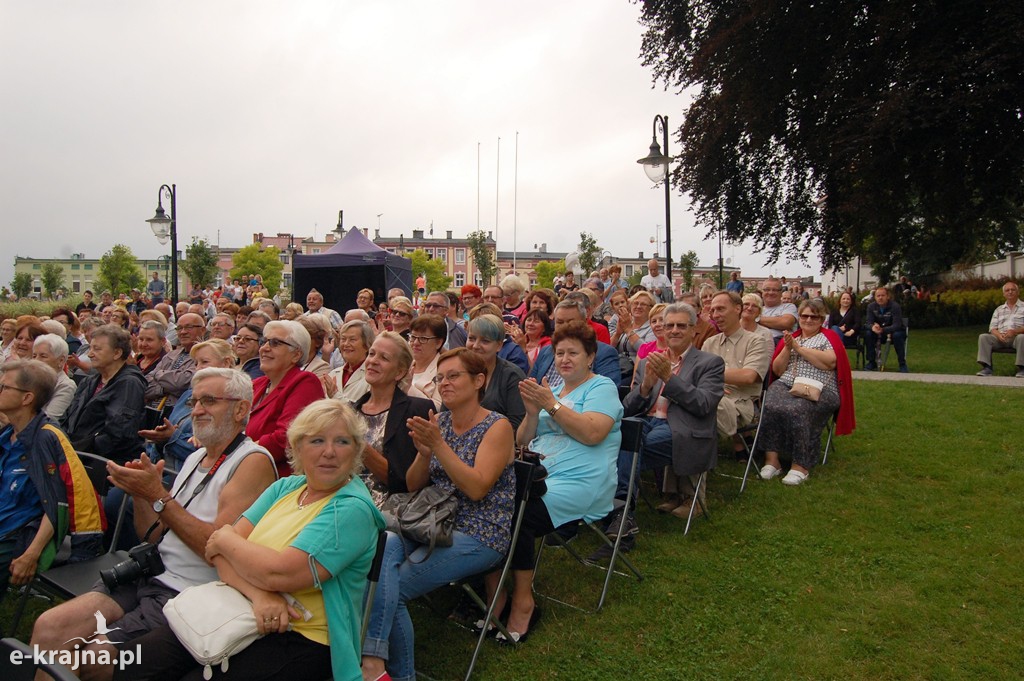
[637,115,672,279]
[146,184,178,305]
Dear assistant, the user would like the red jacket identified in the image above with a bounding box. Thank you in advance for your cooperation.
[247,365,325,477]
[588,320,611,344]
[769,328,855,436]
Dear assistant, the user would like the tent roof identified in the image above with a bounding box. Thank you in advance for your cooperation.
[294,228,411,270]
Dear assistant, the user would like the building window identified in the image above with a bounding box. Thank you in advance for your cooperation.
[283,273,293,288]
[423,248,433,259]
[312,248,321,254]
[32,264,41,270]
[71,263,80,270]
[474,272,482,287]
[386,248,396,254]
[436,248,447,263]
[279,254,289,265]
[455,248,466,264]
[72,280,81,293]
[625,265,634,276]
[84,264,93,270]
[454,272,465,287]
[149,264,159,270]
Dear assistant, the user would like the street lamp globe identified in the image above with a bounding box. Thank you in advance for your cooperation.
[637,138,669,183]
[147,205,171,240]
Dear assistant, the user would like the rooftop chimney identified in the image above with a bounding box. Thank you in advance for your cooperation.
[374,229,380,239]
[413,229,424,239]
[446,230,452,240]
[362,228,369,237]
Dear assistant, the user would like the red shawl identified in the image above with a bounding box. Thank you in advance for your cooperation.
[770,328,856,435]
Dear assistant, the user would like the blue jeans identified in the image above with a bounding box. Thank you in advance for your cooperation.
[362,530,502,681]
[615,416,673,504]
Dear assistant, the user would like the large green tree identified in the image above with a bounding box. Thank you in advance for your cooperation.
[96,244,145,294]
[466,230,496,286]
[230,244,284,295]
[181,238,219,290]
[534,260,565,289]
[639,0,1024,281]
[40,263,65,299]
[11,272,33,299]
[408,249,453,293]
[576,232,602,277]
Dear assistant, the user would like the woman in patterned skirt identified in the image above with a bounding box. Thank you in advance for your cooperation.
[758,299,855,485]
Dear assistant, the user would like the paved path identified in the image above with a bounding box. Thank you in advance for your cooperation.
[852,370,1023,388]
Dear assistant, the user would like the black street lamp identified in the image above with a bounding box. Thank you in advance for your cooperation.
[146,184,178,305]
[637,115,673,279]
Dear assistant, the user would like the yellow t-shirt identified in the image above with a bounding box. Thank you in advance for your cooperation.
[246,486,332,645]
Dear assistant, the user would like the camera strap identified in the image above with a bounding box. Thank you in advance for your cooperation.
[142,431,250,542]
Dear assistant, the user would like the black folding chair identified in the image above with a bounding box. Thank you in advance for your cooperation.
[2,636,78,680]
[532,418,644,613]
[360,529,388,647]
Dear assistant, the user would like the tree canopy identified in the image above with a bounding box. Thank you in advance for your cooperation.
[11,272,32,299]
[408,249,453,293]
[181,238,219,289]
[96,244,145,294]
[638,0,1024,281]
[576,232,603,277]
[40,263,65,298]
[534,260,565,289]
[677,250,699,293]
[231,244,283,295]
[466,230,496,285]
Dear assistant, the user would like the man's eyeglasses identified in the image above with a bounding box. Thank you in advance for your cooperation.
[432,371,469,385]
[186,396,243,409]
[409,335,439,344]
[235,335,262,344]
[0,383,30,395]
[663,322,694,330]
[421,302,446,310]
[264,338,296,350]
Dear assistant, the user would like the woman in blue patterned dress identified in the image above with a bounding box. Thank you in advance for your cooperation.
[361,348,515,681]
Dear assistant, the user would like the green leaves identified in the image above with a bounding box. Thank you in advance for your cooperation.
[230,244,284,295]
[639,0,1024,279]
[181,238,219,290]
[96,244,145,295]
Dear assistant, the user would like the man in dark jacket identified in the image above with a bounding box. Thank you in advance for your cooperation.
[61,325,147,463]
[0,360,104,600]
[864,286,908,372]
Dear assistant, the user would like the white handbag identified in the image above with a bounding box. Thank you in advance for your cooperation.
[162,581,261,680]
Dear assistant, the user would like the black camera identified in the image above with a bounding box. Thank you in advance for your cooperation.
[100,542,165,590]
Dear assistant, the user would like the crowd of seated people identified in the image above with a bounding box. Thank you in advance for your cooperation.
[0,273,870,680]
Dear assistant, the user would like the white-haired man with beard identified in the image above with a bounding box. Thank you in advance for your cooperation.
[31,368,277,681]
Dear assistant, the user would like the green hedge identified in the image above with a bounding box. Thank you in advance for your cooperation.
[823,289,1002,330]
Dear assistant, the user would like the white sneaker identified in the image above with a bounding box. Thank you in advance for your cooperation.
[759,464,782,480]
[781,469,809,486]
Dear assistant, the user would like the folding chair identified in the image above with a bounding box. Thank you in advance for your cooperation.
[451,459,538,681]
[360,529,388,647]
[876,316,909,371]
[2,636,78,681]
[31,453,132,601]
[532,418,643,613]
[820,412,839,465]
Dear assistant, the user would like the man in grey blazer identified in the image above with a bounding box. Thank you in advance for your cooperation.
[604,302,724,546]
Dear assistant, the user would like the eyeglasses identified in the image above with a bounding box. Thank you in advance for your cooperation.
[186,396,243,409]
[235,335,261,344]
[421,302,446,310]
[264,338,296,350]
[409,335,439,344]
[432,371,469,385]
[391,310,412,318]
[663,323,694,330]
[798,314,822,320]
[0,383,30,395]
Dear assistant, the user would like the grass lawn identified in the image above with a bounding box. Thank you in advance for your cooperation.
[849,325,1022,377]
[4,379,1022,679]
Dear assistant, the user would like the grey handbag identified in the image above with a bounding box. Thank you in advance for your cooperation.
[381,485,459,563]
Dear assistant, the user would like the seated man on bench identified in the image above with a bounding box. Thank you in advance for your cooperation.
[976,280,1024,378]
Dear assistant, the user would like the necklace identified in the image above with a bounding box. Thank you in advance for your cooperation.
[297,488,315,509]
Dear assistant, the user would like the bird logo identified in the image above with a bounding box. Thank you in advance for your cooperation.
[63,611,122,646]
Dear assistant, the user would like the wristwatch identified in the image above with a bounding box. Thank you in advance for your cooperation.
[546,402,562,417]
[152,494,173,513]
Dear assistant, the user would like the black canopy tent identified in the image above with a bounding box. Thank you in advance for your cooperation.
[292,229,412,311]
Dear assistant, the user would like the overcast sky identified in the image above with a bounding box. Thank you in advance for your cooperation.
[0,0,820,289]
